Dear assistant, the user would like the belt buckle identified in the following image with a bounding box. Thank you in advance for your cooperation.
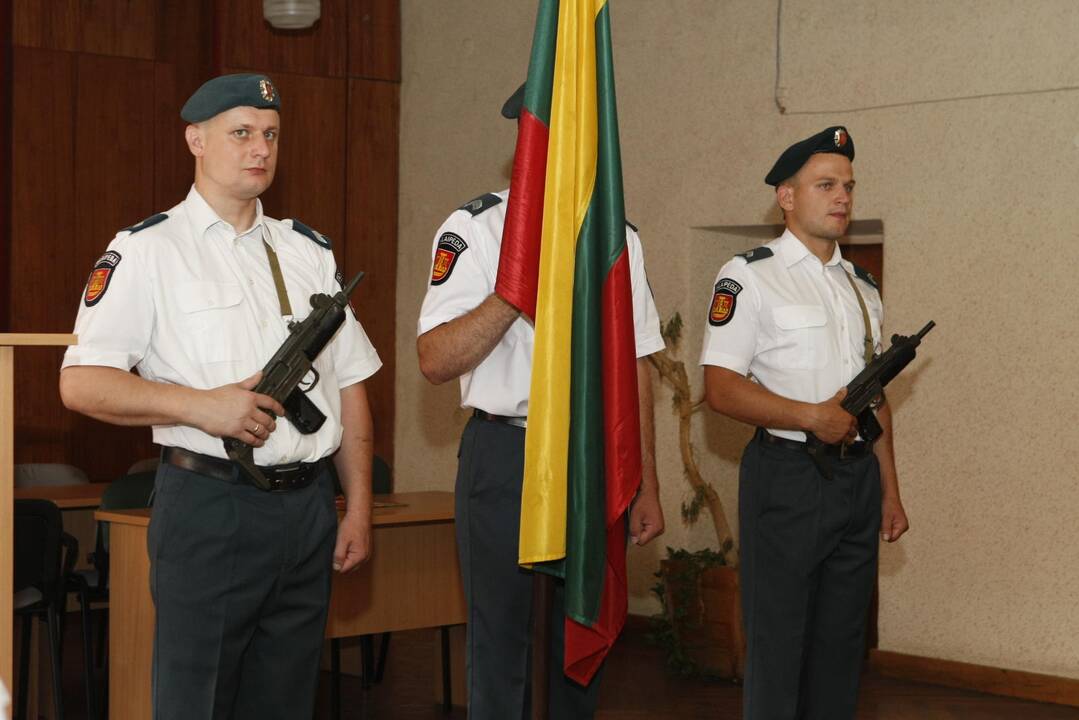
[839,442,849,460]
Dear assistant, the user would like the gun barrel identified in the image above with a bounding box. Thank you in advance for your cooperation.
[915,320,936,340]
[341,271,365,298]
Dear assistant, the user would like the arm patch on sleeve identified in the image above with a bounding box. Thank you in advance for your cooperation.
[708,277,742,326]
[84,251,122,306]
[290,219,332,249]
[431,232,468,285]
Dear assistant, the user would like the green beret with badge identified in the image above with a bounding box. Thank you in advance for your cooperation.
[180,73,281,123]
[764,126,854,186]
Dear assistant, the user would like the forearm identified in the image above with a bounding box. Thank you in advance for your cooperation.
[333,382,374,520]
[60,365,199,426]
[872,400,900,501]
[417,293,519,385]
[637,358,658,496]
[703,365,816,432]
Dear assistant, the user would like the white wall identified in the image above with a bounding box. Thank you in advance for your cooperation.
[396,0,1079,679]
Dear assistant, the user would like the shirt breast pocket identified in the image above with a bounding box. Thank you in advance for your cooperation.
[773,304,829,370]
[176,282,245,363]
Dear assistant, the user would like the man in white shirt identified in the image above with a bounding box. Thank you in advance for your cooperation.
[414,86,666,720]
[59,73,381,719]
[700,127,909,720]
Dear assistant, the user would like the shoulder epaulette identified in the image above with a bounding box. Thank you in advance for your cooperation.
[458,193,503,217]
[290,219,332,249]
[736,246,774,264]
[851,263,879,290]
[121,213,168,235]
[626,219,638,233]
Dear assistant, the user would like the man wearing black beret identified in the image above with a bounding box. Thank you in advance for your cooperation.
[60,74,382,718]
[699,127,909,719]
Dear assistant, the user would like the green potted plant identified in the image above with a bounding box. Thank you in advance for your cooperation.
[648,313,745,679]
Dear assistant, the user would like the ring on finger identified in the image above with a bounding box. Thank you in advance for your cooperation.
[252,423,261,435]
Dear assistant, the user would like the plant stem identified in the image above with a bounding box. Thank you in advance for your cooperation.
[648,350,738,565]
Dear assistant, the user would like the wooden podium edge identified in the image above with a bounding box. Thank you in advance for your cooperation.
[1,335,77,692]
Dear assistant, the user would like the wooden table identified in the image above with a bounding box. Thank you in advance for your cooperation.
[99,491,466,719]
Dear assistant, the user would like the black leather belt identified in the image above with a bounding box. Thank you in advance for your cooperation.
[758,429,873,459]
[473,408,527,429]
[161,446,325,493]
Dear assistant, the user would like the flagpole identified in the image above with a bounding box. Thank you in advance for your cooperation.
[531,572,554,719]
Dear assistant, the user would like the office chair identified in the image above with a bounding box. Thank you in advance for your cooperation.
[14,463,89,488]
[14,499,77,720]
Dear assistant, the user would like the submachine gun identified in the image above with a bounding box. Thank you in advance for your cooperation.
[224,271,365,490]
[806,321,935,479]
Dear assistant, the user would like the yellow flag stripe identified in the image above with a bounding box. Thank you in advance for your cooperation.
[519,0,602,565]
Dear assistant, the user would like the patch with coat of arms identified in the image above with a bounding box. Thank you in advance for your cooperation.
[709,277,742,327]
[84,251,122,307]
[431,232,468,286]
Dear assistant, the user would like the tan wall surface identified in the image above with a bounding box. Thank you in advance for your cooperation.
[397,0,1079,679]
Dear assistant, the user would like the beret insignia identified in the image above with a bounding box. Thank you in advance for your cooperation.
[431,232,468,285]
[84,251,121,307]
[709,277,742,327]
[260,79,276,103]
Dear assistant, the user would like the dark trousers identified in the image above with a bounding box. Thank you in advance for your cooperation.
[455,416,603,720]
[147,461,337,720]
[739,431,881,720]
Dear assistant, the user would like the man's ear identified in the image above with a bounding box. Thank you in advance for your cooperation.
[776,183,795,212]
[184,124,204,158]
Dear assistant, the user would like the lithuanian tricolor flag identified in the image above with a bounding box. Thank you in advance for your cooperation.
[495,0,641,686]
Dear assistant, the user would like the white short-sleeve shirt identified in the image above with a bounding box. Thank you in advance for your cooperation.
[417,189,665,417]
[62,186,382,464]
[699,229,883,441]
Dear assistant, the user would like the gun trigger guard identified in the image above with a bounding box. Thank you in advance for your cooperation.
[298,366,320,392]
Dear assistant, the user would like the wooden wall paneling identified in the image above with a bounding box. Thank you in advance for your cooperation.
[153,0,213,209]
[10,48,79,463]
[64,53,159,475]
[219,0,346,78]
[347,0,400,81]
[10,47,76,334]
[74,53,157,274]
[346,78,398,467]
[12,0,78,52]
[153,62,204,210]
[249,70,348,243]
[78,0,155,60]
[156,0,212,67]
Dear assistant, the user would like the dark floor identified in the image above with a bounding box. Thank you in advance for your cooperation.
[45,613,1079,719]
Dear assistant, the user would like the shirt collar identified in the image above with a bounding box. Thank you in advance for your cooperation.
[184,185,266,241]
[776,228,844,269]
